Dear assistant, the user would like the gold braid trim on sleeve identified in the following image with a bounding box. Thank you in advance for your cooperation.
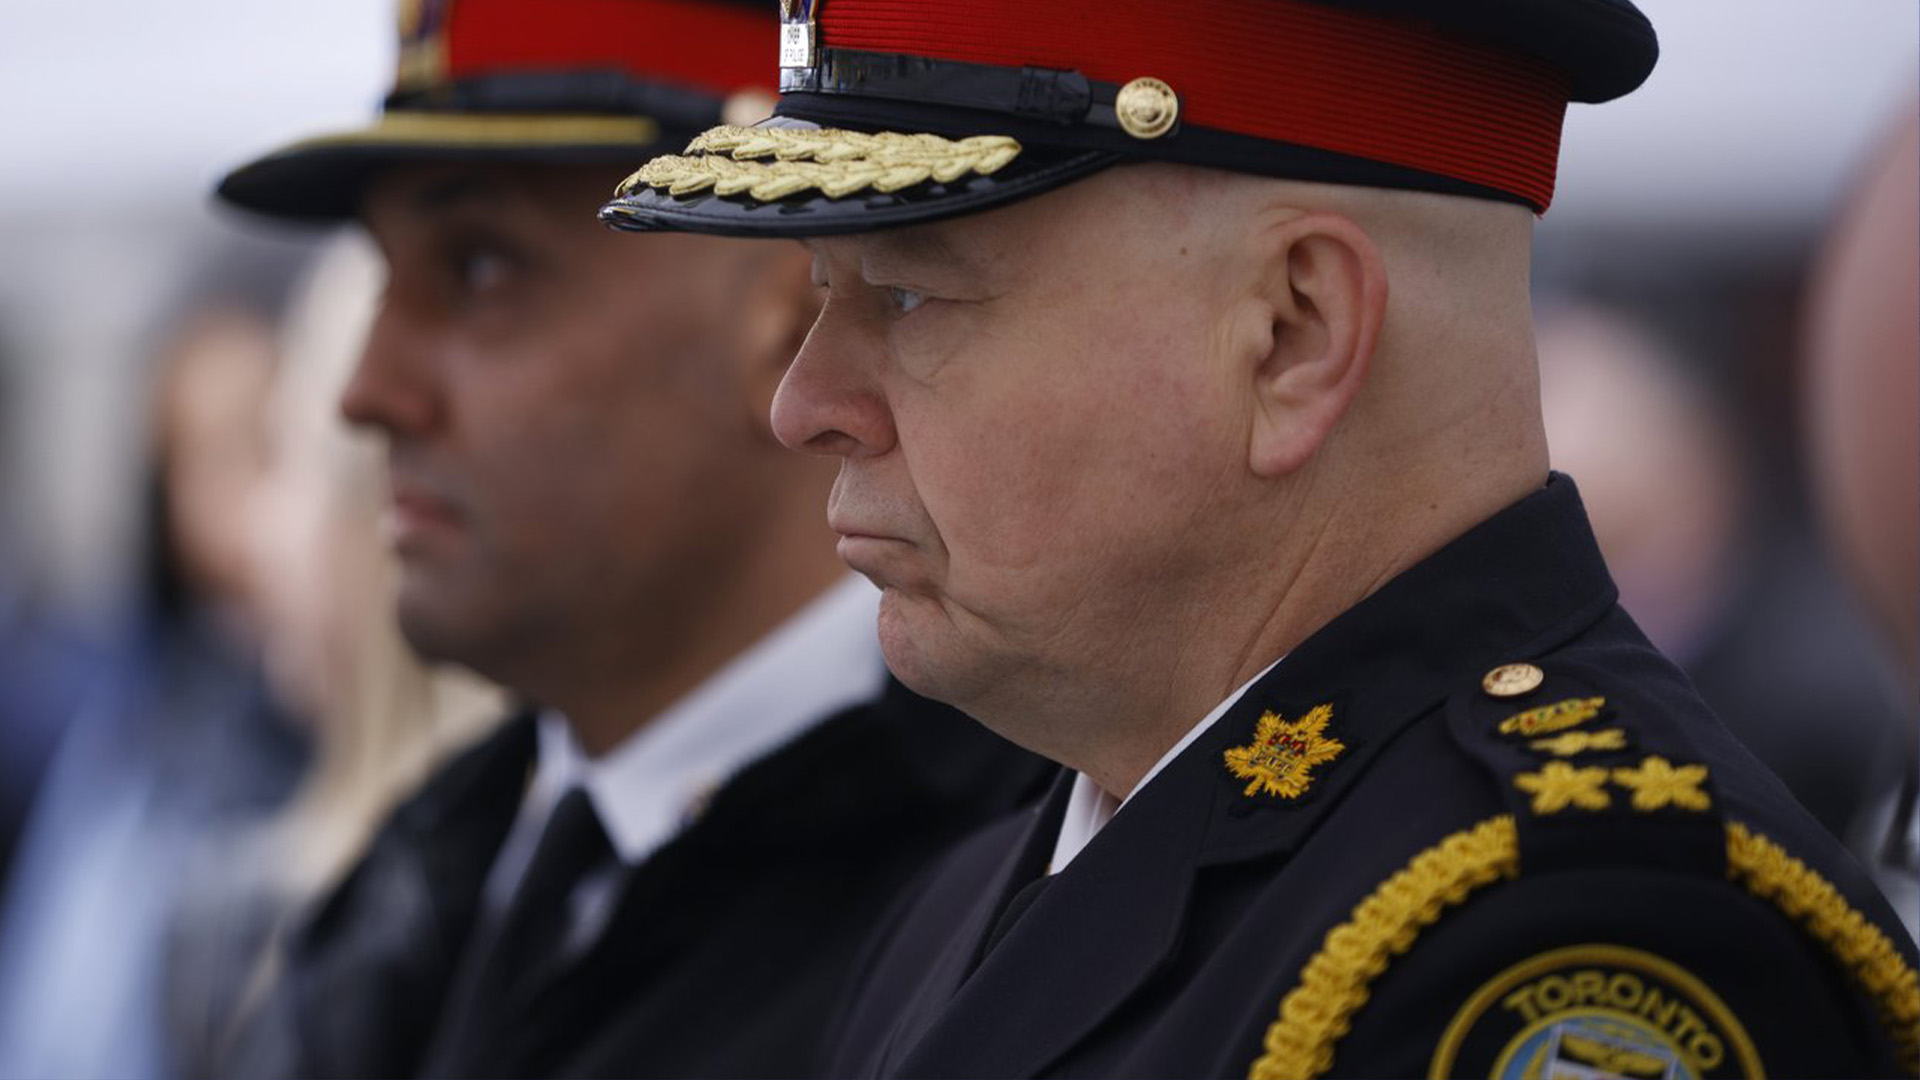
[1245,818,1920,1080]
[1248,816,1521,1080]
[1725,822,1920,1075]
[616,125,1023,202]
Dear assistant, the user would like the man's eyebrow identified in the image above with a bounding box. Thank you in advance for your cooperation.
[860,227,986,279]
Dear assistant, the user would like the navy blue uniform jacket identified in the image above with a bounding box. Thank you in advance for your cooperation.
[831,476,1918,1079]
[230,679,1050,1079]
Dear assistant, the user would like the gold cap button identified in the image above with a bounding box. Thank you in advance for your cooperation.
[1116,77,1179,140]
[1482,663,1545,698]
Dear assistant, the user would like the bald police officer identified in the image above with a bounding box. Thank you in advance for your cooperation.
[602,0,1920,1075]
[213,2,1045,1076]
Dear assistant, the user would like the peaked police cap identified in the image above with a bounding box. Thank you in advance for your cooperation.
[599,0,1658,237]
[218,0,776,222]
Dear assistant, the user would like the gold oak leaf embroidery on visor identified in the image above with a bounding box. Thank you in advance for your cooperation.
[619,125,1024,202]
[1224,705,1346,799]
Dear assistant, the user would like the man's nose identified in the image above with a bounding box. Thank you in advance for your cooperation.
[339,301,444,437]
[770,309,896,459]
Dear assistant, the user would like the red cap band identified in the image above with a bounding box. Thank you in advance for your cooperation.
[441,0,775,100]
[819,0,1569,209]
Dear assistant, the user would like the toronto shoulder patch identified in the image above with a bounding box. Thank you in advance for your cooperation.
[1430,944,1763,1079]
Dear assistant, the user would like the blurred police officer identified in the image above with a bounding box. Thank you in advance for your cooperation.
[212,2,1046,1076]
[602,0,1920,1075]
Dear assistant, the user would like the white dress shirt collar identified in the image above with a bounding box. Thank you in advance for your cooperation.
[522,574,886,867]
[1048,655,1285,875]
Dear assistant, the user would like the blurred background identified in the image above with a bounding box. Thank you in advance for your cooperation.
[0,0,1912,1076]
[3,0,1913,655]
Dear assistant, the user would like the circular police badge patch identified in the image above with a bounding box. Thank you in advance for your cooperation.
[1430,945,1762,1079]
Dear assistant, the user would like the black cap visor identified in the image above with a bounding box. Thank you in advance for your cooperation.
[218,111,675,223]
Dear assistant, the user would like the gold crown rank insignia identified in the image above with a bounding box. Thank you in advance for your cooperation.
[1224,704,1345,799]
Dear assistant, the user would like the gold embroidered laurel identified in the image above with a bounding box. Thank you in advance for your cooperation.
[1246,817,1920,1079]
[619,125,1024,202]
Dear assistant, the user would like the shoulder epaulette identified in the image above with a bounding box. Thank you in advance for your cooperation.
[1246,661,1920,1080]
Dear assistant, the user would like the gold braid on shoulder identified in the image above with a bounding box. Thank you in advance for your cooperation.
[1725,823,1920,1072]
[1248,817,1520,1080]
[1247,818,1920,1080]
[619,125,1024,202]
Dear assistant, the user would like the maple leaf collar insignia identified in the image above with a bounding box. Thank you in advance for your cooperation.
[1224,704,1346,799]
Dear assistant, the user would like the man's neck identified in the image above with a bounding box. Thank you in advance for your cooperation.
[1031,464,1548,798]
[542,556,847,760]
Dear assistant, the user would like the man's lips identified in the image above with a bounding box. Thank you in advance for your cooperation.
[834,534,908,579]
[384,483,466,549]
[827,509,907,542]
[834,530,898,549]
[829,515,908,564]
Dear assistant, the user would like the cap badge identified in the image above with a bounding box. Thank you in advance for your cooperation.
[393,0,451,91]
[779,0,822,69]
[1115,77,1180,140]
[397,0,427,40]
[1223,703,1345,800]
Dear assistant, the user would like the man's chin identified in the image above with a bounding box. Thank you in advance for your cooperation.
[394,602,471,667]
[876,592,991,711]
[393,581,494,670]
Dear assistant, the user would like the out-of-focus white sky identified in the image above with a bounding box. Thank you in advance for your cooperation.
[0,0,1913,224]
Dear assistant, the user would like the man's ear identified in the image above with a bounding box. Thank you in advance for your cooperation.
[1240,212,1387,478]
[736,241,824,438]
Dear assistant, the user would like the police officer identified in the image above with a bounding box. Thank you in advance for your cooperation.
[212,1,1046,1076]
[601,0,1920,1075]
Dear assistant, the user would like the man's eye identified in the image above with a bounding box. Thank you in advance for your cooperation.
[457,249,517,295]
[888,286,928,314]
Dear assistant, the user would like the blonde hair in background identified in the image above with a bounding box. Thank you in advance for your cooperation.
[249,229,505,900]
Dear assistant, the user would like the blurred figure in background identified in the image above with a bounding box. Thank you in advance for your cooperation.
[163,232,504,1078]
[1537,303,1895,836]
[0,254,311,1080]
[0,343,106,912]
[1802,99,1919,935]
